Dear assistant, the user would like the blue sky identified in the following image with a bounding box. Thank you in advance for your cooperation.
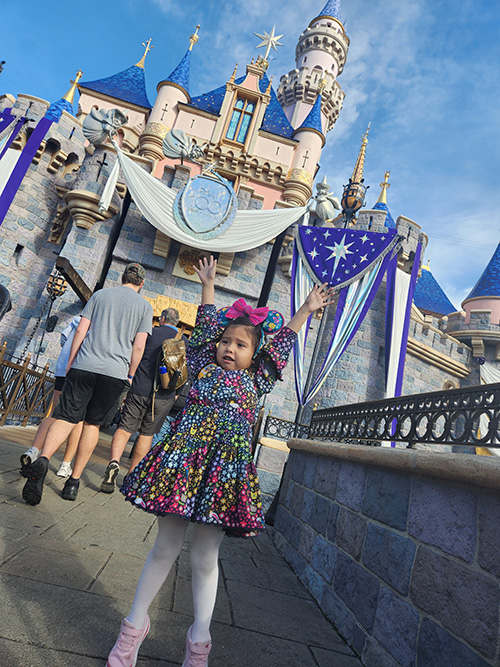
[2,0,499,308]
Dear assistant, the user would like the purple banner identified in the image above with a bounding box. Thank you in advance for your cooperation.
[296,226,399,291]
[0,116,53,226]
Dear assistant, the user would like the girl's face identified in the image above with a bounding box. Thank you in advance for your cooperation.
[217,325,255,371]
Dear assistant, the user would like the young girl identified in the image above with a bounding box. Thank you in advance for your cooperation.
[107,256,334,667]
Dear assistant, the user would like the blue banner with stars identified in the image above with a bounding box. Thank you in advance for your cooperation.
[295,226,400,291]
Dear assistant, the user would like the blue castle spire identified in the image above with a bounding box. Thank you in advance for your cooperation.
[294,93,325,144]
[81,64,151,109]
[414,266,456,316]
[313,0,342,22]
[163,49,191,97]
[464,242,500,301]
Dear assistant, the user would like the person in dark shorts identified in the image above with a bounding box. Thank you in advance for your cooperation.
[22,263,153,505]
[100,308,188,493]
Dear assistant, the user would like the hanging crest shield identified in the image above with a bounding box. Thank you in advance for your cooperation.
[173,173,237,240]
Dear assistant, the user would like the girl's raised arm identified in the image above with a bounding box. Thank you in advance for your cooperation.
[287,283,336,333]
[193,255,217,305]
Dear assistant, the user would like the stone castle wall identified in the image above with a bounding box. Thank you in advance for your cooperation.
[274,440,500,666]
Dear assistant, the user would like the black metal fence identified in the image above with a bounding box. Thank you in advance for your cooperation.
[262,413,309,441]
[308,383,500,448]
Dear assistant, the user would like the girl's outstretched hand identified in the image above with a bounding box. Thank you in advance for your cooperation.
[304,282,336,313]
[193,255,217,284]
[287,282,336,333]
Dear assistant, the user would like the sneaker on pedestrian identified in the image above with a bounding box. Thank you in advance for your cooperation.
[182,626,212,667]
[61,477,80,501]
[100,461,120,493]
[107,615,150,667]
[22,456,48,505]
[20,446,40,477]
[56,461,73,477]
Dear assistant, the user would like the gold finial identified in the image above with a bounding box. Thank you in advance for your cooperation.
[351,122,371,182]
[318,79,327,93]
[229,63,238,83]
[135,38,153,69]
[189,25,201,51]
[62,69,84,104]
[265,75,273,95]
[377,170,391,205]
[423,258,431,271]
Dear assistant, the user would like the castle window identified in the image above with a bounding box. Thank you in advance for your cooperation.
[226,98,255,144]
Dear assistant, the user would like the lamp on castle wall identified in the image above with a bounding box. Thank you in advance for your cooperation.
[33,273,68,366]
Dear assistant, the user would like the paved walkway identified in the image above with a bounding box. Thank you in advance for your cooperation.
[0,426,363,666]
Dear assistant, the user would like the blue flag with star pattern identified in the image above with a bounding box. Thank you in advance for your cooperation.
[295,226,400,291]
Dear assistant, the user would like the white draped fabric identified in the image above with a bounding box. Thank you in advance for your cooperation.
[100,143,307,252]
[384,268,411,400]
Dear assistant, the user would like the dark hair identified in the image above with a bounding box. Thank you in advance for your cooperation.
[222,317,262,354]
[161,308,180,326]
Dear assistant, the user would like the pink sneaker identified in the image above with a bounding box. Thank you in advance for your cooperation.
[107,616,150,667]
[181,626,212,667]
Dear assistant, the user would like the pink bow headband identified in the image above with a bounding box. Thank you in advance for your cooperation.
[217,298,284,335]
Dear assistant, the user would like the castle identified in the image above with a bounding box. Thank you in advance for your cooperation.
[0,0,498,431]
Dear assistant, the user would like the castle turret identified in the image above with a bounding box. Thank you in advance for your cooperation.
[139,27,199,162]
[277,0,349,132]
[462,242,500,324]
[282,90,325,206]
[414,261,456,317]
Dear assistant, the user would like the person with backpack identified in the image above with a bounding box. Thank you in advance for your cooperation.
[100,307,188,493]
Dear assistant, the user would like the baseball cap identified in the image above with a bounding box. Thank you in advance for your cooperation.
[124,263,146,280]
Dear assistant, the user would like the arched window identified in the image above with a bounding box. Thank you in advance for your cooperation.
[226,98,255,144]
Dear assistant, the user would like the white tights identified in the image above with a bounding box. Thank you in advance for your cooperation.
[126,515,225,644]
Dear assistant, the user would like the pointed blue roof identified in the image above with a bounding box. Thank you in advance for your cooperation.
[189,72,295,140]
[464,242,500,301]
[414,268,456,316]
[373,201,396,229]
[312,0,342,22]
[45,97,74,122]
[164,49,191,96]
[80,64,151,109]
[294,94,324,141]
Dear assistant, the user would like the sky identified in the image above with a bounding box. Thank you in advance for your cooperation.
[1,0,499,308]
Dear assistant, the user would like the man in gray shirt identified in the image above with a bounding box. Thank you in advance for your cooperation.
[22,263,153,505]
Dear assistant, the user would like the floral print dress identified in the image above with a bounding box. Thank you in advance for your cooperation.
[121,304,297,538]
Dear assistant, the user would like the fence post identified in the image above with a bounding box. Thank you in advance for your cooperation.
[0,354,31,426]
[21,361,50,427]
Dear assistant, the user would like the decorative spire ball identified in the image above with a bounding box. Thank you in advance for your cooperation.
[135,38,154,69]
[377,171,391,205]
[189,25,201,51]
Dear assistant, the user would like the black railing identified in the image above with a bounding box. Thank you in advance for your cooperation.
[263,414,309,441]
[308,383,500,448]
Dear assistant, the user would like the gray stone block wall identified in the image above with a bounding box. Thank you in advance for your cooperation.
[273,446,499,666]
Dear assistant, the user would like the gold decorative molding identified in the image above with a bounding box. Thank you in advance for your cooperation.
[285,168,314,186]
[63,189,119,229]
[153,230,172,258]
[48,204,71,244]
[406,337,470,379]
[47,150,69,174]
[143,294,197,328]
[172,245,234,282]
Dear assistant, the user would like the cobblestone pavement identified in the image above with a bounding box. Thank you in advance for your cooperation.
[0,427,363,666]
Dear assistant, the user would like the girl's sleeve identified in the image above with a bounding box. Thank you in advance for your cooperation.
[186,304,220,377]
[255,326,297,396]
